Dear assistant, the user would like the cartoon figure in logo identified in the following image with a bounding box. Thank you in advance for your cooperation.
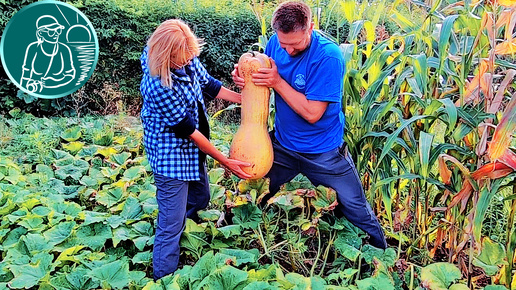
[20,15,76,93]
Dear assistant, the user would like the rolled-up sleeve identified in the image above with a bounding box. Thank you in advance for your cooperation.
[192,58,222,101]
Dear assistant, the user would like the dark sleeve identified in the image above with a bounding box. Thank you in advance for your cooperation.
[170,112,196,138]
[202,77,222,101]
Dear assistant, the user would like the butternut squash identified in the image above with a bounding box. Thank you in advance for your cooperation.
[229,51,273,179]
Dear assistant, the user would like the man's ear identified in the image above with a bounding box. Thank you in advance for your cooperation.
[308,22,315,33]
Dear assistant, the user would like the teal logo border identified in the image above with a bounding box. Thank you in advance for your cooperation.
[0,0,99,99]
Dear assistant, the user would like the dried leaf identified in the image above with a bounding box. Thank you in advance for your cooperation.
[490,69,516,113]
[471,162,513,180]
[488,93,516,160]
[438,155,453,184]
[462,59,489,105]
[499,149,516,170]
[494,39,516,54]
[447,180,473,213]
[497,0,516,8]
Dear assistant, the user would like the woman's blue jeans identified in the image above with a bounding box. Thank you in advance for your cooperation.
[265,137,388,249]
[152,165,210,280]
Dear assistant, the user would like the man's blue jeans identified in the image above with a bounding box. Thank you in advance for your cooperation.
[265,137,388,249]
[152,165,210,280]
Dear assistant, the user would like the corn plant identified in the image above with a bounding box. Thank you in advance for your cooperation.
[339,0,515,286]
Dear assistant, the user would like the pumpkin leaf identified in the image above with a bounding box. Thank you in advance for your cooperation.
[421,262,462,290]
[232,203,262,229]
[473,237,508,276]
[61,127,82,142]
[43,221,76,245]
[197,265,249,290]
[89,259,131,289]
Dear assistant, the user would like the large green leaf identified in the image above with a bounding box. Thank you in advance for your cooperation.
[8,253,53,289]
[76,223,112,251]
[2,227,27,249]
[43,221,76,245]
[112,226,131,247]
[181,220,208,259]
[109,152,132,166]
[473,237,508,276]
[22,233,53,254]
[132,251,152,265]
[334,237,361,261]
[89,259,131,289]
[197,265,249,290]
[232,203,262,229]
[96,187,124,207]
[219,248,259,267]
[356,272,395,290]
[284,273,327,289]
[189,251,218,288]
[120,196,143,221]
[218,224,242,239]
[54,159,90,181]
[198,209,222,222]
[208,168,225,184]
[50,267,98,290]
[122,166,146,181]
[421,262,462,290]
[61,127,82,142]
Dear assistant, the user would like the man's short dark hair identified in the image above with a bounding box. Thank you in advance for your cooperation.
[271,1,312,33]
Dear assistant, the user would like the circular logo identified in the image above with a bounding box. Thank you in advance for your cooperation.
[0,0,99,99]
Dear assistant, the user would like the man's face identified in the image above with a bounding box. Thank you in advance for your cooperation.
[276,23,313,56]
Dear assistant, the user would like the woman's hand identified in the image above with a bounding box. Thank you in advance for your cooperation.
[221,158,253,179]
[189,130,252,179]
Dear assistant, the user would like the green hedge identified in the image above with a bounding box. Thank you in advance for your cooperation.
[0,0,261,116]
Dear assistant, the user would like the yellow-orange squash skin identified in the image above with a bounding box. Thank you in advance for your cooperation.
[229,52,273,179]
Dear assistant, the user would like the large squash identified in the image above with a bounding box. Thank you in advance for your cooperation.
[229,52,273,179]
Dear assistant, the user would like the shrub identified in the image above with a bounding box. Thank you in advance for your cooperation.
[0,0,261,116]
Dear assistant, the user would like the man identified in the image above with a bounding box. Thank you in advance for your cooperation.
[232,1,387,249]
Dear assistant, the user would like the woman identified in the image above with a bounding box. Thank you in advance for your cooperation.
[140,19,251,280]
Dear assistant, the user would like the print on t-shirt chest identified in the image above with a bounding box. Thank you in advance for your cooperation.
[283,63,308,93]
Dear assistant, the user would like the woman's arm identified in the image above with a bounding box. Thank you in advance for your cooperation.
[215,86,242,104]
[189,130,252,179]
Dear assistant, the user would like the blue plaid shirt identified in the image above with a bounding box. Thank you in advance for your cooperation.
[140,46,221,181]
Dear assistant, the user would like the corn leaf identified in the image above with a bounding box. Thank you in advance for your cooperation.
[488,93,516,160]
[438,15,460,70]
[419,132,434,179]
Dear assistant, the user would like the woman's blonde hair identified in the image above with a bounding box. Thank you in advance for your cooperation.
[147,19,202,87]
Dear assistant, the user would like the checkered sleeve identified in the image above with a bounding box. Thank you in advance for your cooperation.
[192,58,222,101]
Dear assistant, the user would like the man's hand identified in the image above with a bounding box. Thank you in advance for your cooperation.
[251,58,282,89]
[231,64,245,89]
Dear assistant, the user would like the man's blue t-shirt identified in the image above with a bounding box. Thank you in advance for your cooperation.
[265,31,345,154]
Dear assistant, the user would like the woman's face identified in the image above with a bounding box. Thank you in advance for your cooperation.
[170,55,194,69]
[38,27,62,44]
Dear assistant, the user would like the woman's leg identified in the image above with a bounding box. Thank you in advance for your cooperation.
[152,173,189,280]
